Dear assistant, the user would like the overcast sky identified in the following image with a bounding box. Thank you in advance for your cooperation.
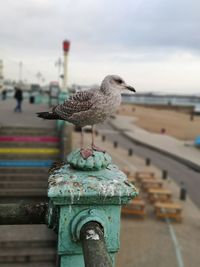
[0,0,200,93]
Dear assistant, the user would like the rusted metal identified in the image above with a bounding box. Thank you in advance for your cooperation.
[80,222,113,267]
[0,201,48,224]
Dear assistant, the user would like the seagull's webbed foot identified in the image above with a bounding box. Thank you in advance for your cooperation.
[92,144,106,153]
[80,148,93,159]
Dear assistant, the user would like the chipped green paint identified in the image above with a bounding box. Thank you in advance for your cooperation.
[48,162,138,205]
[67,149,112,170]
[47,151,138,267]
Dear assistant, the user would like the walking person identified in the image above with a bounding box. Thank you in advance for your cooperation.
[2,89,7,100]
[14,87,23,112]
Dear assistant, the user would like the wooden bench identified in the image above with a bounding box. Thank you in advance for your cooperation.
[154,202,182,223]
[128,173,136,180]
[147,188,172,203]
[122,168,131,177]
[141,179,163,191]
[128,175,137,184]
[122,199,146,218]
[135,171,155,182]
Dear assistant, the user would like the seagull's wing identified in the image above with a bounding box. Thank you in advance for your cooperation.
[54,90,97,118]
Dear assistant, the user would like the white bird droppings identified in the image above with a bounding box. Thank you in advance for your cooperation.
[86,229,100,240]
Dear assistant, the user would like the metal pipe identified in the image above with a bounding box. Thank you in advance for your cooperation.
[0,201,48,224]
[80,222,113,267]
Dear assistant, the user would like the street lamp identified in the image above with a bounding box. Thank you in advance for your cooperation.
[62,40,70,91]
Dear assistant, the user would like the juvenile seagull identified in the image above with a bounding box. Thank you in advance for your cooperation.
[37,75,135,158]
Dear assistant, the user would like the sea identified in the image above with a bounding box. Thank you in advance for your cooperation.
[122,94,200,112]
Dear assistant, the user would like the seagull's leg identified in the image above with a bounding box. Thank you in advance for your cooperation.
[80,127,84,149]
[80,127,93,159]
[91,125,95,148]
[91,125,106,153]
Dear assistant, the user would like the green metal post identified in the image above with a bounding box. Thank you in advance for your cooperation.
[47,149,138,267]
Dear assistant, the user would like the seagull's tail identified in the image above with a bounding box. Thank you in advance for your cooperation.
[36,112,61,120]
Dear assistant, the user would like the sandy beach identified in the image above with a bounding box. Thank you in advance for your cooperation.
[118,104,200,141]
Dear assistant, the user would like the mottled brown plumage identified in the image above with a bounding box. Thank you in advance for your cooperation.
[37,75,135,158]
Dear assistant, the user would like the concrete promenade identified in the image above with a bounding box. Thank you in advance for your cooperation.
[73,130,200,267]
[0,99,54,128]
[109,115,200,170]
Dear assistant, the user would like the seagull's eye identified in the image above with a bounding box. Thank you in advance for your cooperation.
[115,79,123,84]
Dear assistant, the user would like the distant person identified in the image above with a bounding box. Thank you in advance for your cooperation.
[14,87,23,112]
[1,90,7,100]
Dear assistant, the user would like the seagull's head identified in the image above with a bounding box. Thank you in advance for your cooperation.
[101,75,136,94]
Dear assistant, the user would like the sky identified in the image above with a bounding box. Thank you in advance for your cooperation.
[0,0,200,94]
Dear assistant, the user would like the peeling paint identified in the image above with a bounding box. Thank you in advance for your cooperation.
[48,163,138,204]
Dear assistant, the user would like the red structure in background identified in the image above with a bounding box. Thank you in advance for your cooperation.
[63,40,70,53]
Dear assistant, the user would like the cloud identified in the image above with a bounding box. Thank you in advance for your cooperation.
[0,0,199,92]
[1,0,199,53]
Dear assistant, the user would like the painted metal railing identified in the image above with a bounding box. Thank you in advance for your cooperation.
[0,202,113,267]
[0,92,137,267]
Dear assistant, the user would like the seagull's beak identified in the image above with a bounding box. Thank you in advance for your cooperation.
[124,84,136,92]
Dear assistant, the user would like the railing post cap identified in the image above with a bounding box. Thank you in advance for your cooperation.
[48,151,138,205]
[67,149,112,171]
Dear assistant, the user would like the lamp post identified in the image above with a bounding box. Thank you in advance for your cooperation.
[62,40,70,91]
[19,61,23,82]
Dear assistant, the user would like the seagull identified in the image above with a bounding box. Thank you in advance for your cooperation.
[37,75,135,158]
